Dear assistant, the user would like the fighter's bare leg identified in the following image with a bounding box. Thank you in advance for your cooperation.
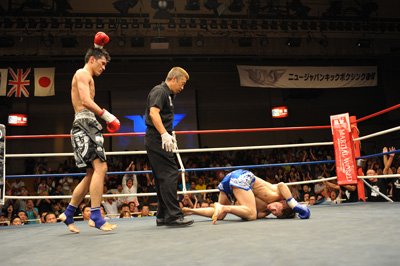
[213,187,257,224]
[183,192,230,220]
[88,159,117,232]
[59,169,93,233]
[211,192,232,224]
[70,168,93,207]
[182,207,214,217]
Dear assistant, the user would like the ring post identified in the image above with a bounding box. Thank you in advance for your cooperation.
[0,124,5,205]
[350,116,366,201]
[330,113,358,186]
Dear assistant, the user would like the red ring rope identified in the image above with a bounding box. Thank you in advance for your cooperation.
[5,125,330,139]
[5,104,400,139]
[354,103,400,123]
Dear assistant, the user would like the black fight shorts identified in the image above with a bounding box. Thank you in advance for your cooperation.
[71,110,106,169]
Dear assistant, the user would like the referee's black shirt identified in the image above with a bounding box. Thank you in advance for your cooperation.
[145,82,175,135]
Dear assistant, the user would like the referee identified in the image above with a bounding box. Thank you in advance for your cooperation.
[144,67,194,227]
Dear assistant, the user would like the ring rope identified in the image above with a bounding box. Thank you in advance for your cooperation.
[4,106,400,202]
[357,149,400,160]
[353,125,400,142]
[6,124,400,159]
[5,189,220,200]
[5,160,337,179]
[4,125,333,140]
[6,173,400,200]
[361,179,394,203]
[5,103,400,140]
[6,149,400,179]
[357,174,400,179]
[285,176,337,186]
[4,141,334,158]
[354,103,400,123]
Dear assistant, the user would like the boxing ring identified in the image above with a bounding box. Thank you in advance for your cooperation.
[1,105,400,265]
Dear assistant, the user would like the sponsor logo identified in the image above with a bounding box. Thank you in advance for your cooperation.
[125,114,186,133]
[244,69,286,86]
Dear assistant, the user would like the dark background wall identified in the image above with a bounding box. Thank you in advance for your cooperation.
[1,56,399,156]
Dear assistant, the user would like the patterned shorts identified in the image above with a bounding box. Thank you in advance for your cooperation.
[229,170,256,191]
[218,170,256,200]
[71,110,106,169]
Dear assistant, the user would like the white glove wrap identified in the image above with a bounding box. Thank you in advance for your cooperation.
[100,109,116,123]
[287,197,298,209]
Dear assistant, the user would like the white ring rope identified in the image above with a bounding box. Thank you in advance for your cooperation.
[5,124,400,158]
[5,189,220,200]
[5,150,148,158]
[357,174,400,179]
[4,141,334,158]
[170,141,334,153]
[361,179,394,203]
[354,125,400,142]
[285,176,337,186]
[7,173,399,200]
[4,125,400,202]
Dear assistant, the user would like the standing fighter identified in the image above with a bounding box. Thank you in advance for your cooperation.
[182,169,310,224]
[59,32,120,233]
[144,67,194,227]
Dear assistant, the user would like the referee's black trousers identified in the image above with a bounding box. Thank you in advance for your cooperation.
[144,134,183,223]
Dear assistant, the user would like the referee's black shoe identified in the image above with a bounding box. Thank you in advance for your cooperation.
[156,218,165,226]
[166,217,194,227]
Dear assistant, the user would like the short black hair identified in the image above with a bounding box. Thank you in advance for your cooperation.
[120,211,131,218]
[84,48,111,63]
[44,212,56,222]
[276,200,296,219]
[120,203,129,210]
[82,205,91,213]
[18,210,27,216]
[11,215,21,224]
[140,204,149,211]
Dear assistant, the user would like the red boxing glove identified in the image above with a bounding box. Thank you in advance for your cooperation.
[94,32,109,49]
[99,109,120,133]
[107,119,120,133]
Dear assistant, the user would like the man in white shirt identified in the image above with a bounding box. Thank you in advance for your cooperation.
[102,194,121,219]
[122,161,138,204]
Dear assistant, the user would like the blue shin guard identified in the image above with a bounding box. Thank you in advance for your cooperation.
[90,207,106,229]
[61,204,77,226]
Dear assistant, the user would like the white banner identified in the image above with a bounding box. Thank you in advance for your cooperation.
[34,68,55,96]
[237,65,377,88]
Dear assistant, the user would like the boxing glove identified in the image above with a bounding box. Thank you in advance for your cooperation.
[287,197,311,219]
[99,109,120,133]
[161,132,176,152]
[94,32,109,48]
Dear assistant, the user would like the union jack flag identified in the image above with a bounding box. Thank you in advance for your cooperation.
[7,68,31,97]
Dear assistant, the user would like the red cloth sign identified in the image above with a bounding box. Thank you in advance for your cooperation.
[331,113,358,185]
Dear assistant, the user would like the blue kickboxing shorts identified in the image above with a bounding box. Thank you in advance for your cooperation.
[217,170,256,201]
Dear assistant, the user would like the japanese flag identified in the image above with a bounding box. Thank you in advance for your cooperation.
[34,68,55,96]
[0,69,8,96]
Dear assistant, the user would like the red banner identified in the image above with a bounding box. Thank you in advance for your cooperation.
[331,113,358,185]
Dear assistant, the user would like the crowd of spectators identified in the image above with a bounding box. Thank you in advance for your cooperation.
[1,145,399,227]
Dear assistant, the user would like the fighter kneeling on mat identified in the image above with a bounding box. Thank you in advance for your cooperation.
[183,169,310,223]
